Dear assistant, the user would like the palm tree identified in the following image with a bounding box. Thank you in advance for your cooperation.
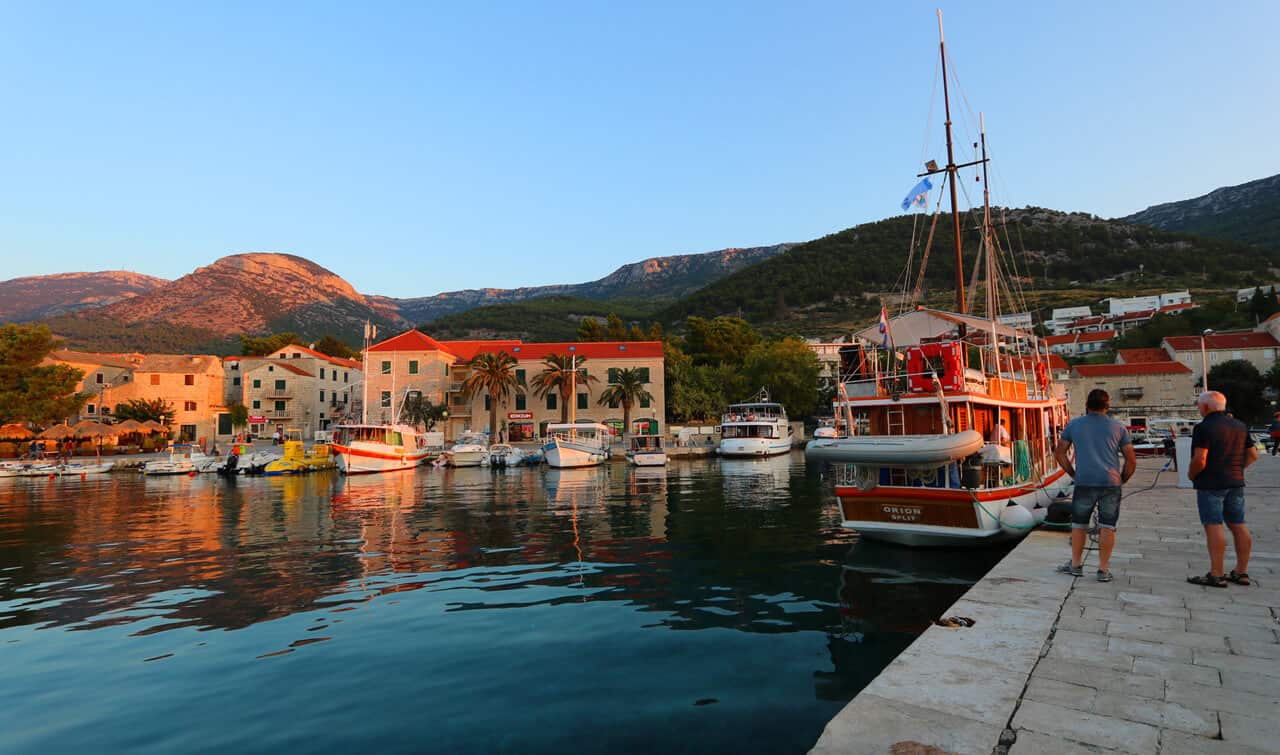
[597,368,653,441]
[461,351,519,439]
[529,353,598,424]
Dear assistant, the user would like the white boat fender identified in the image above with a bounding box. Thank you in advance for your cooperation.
[998,504,1036,535]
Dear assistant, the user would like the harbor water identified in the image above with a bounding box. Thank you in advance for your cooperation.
[0,453,1009,753]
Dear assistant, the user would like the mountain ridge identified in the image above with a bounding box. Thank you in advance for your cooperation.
[0,270,168,322]
[1121,172,1280,250]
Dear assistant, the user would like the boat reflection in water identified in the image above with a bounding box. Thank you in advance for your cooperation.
[0,458,1005,754]
[816,537,1011,700]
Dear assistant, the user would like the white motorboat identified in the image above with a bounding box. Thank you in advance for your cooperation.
[56,462,115,476]
[332,423,432,474]
[542,422,612,468]
[626,435,667,466]
[488,443,525,467]
[143,444,211,476]
[806,430,985,467]
[719,399,793,457]
[449,432,489,468]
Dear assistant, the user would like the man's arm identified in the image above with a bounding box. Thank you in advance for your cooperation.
[1053,439,1075,479]
[1188,447,1208,480]
[1120,443,1137,484]
[1245,445,1259,469]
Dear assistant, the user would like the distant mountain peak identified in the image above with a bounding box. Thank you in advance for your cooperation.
[1121,173,1280,250]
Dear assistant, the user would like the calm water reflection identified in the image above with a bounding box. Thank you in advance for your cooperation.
[0,453,1007,754]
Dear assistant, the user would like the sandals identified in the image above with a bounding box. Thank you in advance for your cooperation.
[1187,572,1228,588]
[1228,571,1252,586]
[933,616,976,628]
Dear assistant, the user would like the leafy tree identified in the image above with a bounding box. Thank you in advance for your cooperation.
[682,316,761,366]
[577,314,665,343]
[313,335,359,360]
[114,398,176,425]
[240,332,303,356]
[461,351,520,439]
[597,368,654,439]
[228,403,249,432]
[0,323,89,426]
[1266,360,1280,393]
[1246,286,1280,322]
[743,337,822,418]
[399,394,448,431]
[529,353,598,423]
[1208,360,1267,425]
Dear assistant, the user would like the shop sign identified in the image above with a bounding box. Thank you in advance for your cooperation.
[249,415,266,423]
[507,412,533,420]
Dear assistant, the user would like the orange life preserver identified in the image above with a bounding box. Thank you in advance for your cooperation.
[1035,362,1049,390]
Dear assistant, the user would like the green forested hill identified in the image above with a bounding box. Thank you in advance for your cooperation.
[659,207,1278,332]
[423,295,664,342]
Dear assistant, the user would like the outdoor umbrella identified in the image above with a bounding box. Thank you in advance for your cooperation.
[0,423,33,441]
[38,425,76,440]
[114,419,145,433]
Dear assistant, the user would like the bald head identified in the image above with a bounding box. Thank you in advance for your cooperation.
[1197,390,1227,416]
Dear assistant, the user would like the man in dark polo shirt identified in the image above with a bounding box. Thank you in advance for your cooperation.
[1187,390,1258,588]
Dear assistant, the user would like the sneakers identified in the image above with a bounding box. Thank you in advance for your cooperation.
[1096,570,1113,582]
[1057,561,1083,577]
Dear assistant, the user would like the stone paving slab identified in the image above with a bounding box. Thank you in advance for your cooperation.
[810,455,1280,754]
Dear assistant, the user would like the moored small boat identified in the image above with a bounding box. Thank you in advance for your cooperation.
[448,432,489,468]
[626,435,667,466]
[542,422,611,468]
[143,444,210,476]
[487,443,525,467]
[719,398,792,458]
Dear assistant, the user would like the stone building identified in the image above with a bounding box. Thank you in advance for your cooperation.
[362,330,665,441]
[1066,361,1196,424]
[225,344,362,438]
[1161,331,1279,375]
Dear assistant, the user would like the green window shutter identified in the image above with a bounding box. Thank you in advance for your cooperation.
[577,393,588,410]
[516,369,526,386]
[640,395,651,408]
[547,393,557,410]
[381,361,391,374]
[252,379,261,389]
[484,395,491,411]
[409,360,419,375]
[608,368,619,383]
[515,394,526,410]
[638,367,650,383]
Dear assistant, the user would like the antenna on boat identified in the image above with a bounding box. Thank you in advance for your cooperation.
[980,112,1000,369]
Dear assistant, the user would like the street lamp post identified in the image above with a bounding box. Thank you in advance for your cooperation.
[1200,328,1214,391]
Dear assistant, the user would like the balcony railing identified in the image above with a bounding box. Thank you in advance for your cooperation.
[267,390,293,399]
[1119,387,1144,399]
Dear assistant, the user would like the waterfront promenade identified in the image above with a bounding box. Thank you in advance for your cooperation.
[812,455,1280,754]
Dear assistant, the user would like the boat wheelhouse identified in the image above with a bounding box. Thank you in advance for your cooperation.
[448,431,489,468]
[719,401,792,457]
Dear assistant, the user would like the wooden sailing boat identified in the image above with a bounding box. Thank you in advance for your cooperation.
[807,12,1071,546]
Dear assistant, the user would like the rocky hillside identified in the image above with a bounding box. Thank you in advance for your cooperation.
[44,253,408,352]
[0,271,167,322]
[1121,173,1280,250]
[395,244,793,323]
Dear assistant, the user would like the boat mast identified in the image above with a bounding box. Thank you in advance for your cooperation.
[361,320,371,425]
[569,353,577,424]
[938,10,965,315]
[981,113,999,369]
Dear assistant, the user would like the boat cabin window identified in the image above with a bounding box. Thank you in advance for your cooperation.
[722,424,778,439]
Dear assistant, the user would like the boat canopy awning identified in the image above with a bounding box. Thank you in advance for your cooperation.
[852,308,1030,347]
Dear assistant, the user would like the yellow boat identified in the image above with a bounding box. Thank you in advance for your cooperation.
[263,430,337,475]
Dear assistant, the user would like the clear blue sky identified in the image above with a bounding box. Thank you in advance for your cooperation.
[1,1,1275,297]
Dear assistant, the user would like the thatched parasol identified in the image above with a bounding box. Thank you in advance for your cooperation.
[114,419,145,433]
[142,420,166,432]
[0,423,34,441]
[38,424,77,440]
[73,421,117,439]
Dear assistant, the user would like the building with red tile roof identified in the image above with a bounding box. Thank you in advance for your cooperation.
[1115,348,1172,364]
[1161,330,1280,376]
[1066,360,1196,422]
[1045,329,1117,357]
[361,329,666,440]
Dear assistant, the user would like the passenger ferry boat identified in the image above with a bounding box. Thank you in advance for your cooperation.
[719,397,792,458]
[808,14,1071,546]
[543,422,612,468]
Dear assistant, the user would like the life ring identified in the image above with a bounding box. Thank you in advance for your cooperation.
[1035,363,1049,390]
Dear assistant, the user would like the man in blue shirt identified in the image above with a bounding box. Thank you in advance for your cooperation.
[1053,389,1137,582]
[1187,391,1258,588]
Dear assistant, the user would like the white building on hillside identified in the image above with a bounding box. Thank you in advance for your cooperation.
[1048,306,1093,335]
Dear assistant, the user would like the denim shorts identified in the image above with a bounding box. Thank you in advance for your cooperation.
[1071,485,1122,530]
[1195,487,1245,526]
